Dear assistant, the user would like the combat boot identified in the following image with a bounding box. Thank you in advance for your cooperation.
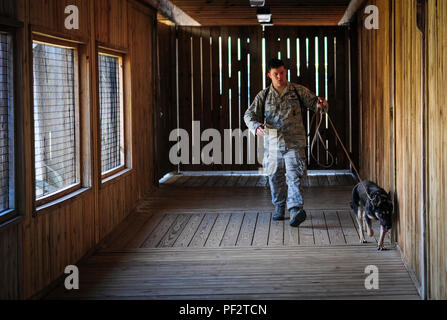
[272,205,285,221]
[289,207,307,227]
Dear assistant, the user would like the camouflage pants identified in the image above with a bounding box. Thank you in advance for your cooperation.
[264,145,307,211]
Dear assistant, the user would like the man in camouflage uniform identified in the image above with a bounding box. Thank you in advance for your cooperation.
[244,59,328,227]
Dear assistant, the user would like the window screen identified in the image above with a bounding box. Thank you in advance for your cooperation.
[33,42,79,199]
[99,53,124,174]
[0,32,14,213]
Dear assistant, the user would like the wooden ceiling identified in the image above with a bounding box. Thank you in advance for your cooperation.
[168,0,352,26]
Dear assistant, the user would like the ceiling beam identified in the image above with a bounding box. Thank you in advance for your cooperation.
[338,0,367,25]
[143,0,201,25]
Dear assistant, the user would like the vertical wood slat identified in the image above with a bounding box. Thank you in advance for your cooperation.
[201,27,212,151]
[210,27,222,171]
[229,28,239,169]
[238,28,249,169]
[297,29,309,160]
[298,30,309,92]
[307,32,316,95]
[327,32,337,170]
[279,28,288,64]
[394,0,422,288]
[248,27,263,170]
[177,27,192,170]
[157,22,177,179]
[317,31,327,166]
[426,0,447,300]
[220,27,230,170]
[192,27,202,166]
[334,28,349,169]
[289,29,298,85]
[248,27,262,103]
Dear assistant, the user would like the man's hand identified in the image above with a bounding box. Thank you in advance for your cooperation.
[256,124,266,136]
[317,97,329,112]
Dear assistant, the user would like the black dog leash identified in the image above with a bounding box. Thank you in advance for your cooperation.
[312,107,373,202]
[309,110,334,168]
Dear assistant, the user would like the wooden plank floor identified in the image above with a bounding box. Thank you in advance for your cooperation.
[44,175,418,300]
[97,210,391,249]
[45,246,419,300]
[163,173,357,188]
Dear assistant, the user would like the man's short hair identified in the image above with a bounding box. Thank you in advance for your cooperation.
[268,58,285,72]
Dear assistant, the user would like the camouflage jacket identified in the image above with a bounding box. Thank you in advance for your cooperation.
[244,82,319,151]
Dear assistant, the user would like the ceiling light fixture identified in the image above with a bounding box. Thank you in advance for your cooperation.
[261,18,274,27]
[250,0,265,7]
[256,7,271,23]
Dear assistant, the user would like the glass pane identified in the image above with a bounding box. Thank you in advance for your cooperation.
[33,42,79,199]
[99,54,124,174]
[0,32,14,213]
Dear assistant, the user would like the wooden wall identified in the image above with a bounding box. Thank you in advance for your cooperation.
[357,0,393,192]
[358,0,423,292]
[394,0,424,287]
[0,0,156,299]
[426,0,447,300]
[357,0,447,299]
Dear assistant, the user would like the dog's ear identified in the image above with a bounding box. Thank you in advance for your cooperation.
[386,192,394,211]
[387,192,393,204]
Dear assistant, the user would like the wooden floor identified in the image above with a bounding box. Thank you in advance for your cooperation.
[161,173,357,188]
[44,174,420,300]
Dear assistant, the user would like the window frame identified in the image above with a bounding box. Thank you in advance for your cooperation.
[97,46,131,184]
[0,27,17,226]
[31,33,86,210]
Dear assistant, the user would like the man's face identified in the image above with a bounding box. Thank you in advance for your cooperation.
[268,66,287,88]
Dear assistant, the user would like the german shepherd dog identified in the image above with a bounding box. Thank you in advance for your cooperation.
[351,181,393,250]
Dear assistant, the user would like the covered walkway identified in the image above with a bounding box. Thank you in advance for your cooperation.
[44,175,417,300]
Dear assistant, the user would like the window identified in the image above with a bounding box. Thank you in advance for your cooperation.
[98,52,125,177]
[33,40,80,201]
[0,32,14,221]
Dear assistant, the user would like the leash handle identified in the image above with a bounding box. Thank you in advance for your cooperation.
[309,111,334,168]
